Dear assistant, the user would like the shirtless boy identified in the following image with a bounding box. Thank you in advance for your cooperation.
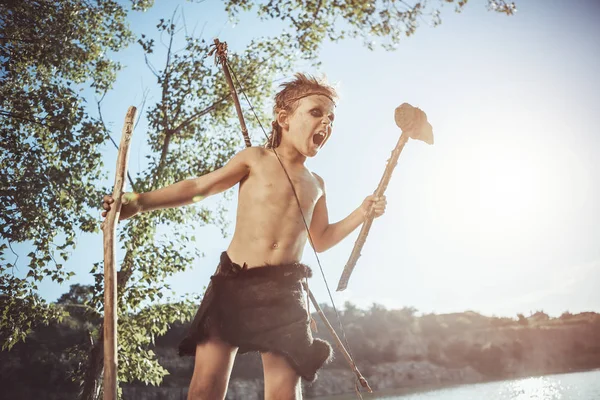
[102,74,386,400]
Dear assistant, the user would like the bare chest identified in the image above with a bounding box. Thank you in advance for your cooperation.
[241,160,321,216]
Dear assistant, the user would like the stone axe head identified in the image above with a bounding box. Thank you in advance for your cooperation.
[395,103,434,145]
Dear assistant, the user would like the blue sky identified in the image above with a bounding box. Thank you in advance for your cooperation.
[14,0,600,318]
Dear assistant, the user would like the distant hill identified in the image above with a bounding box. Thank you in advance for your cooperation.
[124,306,600,398]
[2,299,599,399]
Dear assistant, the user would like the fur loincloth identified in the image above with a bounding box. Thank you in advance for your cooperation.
[178,252,332,381]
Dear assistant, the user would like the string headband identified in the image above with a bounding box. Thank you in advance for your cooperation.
[282,91,337,109]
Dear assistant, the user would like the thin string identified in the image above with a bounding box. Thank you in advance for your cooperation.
[226,61,362,388]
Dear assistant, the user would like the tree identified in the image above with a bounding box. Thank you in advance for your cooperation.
[530,310,550,323]
[517,313,528,326]
[0,285,100,399]
[56,284,100,326]
[343,301,364,322]
[560,311,573,320]
[1,0,154,351]
[391,306,418,328]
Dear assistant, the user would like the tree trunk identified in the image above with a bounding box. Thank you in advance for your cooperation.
[80,331,104,400]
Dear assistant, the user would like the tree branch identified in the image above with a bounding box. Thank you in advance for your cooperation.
[159,8,180,135]
[0,36,41,44]
[96,93,138,192]
[143,52,160,78]
[171,98,223,137]
[0,110,55,129]
[134,87,149,131]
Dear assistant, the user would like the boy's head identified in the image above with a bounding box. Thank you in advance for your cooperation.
[266,73,338,150]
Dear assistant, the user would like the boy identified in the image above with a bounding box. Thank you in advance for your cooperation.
[102,74,386,400]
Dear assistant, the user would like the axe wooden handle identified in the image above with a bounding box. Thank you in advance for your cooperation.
[337,132,408,291]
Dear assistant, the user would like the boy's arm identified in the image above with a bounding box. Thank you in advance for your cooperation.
[136,147,256,213]
[309,193,364,253]
[309,174,386,253]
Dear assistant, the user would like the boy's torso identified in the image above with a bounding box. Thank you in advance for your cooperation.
[227,148,322,267]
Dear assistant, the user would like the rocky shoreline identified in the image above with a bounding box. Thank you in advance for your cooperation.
[302,360,484,399]
[123,360,484,399]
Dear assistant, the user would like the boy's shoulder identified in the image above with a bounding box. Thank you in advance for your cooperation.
[236,146,270,163]
[311,171,325,191]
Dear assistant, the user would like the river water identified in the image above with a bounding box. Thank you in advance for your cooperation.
[376,370,600,400]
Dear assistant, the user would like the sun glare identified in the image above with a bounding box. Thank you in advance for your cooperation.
[474,150,541,226]
[503,376,565,399]
[425,138,555,247]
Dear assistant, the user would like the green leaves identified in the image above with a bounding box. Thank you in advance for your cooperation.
[225,0,517,58]
[115,298,197,386]
[0,0,138,358]
[0,284,68,351]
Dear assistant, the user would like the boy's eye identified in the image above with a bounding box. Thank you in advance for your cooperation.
[311,110,322,117]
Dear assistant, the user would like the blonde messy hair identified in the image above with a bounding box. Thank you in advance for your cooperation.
[265,73,338,149]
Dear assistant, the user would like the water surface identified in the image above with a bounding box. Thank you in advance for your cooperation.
[318,370,600,400]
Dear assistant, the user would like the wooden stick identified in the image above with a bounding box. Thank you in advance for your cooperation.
[101,106,137,400]
[337,133,409,291]
[306,287,372,393]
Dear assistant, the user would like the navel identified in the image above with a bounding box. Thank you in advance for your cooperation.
[272,242,279,249]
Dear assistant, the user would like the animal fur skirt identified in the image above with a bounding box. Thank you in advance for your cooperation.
[178,252,332,381]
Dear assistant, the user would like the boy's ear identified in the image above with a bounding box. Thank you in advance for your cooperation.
[276,109,289,129]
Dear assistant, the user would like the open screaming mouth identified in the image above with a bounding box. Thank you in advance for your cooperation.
[313,132,326,146]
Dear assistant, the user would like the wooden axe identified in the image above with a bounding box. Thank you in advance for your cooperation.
[336,103,433,291]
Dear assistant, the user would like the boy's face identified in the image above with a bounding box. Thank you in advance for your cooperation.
[282,94,335,157]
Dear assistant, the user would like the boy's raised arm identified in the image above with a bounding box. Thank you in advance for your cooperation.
[131,148,254,215]
[309,174,387,253]
[309,193,365,253]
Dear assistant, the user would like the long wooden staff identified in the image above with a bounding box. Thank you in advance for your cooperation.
[337,104,434,291]
[211,38,372,393]
[101,106,137,400]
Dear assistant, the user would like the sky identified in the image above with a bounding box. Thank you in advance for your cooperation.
[13,0,600,318]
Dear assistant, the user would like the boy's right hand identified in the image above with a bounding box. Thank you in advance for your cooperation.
[102,192,141,221]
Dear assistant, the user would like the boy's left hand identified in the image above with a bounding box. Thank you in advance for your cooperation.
[360,194,387,219]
